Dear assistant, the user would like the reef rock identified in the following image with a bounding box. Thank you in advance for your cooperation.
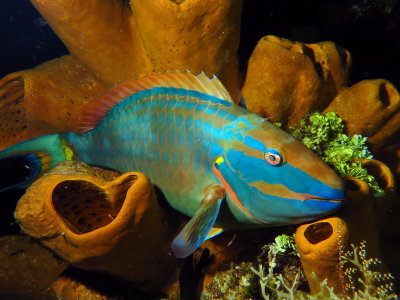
[0,235,67,299]
[52,276,107,300]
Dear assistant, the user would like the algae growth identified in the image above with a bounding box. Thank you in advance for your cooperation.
[290,112,384,197]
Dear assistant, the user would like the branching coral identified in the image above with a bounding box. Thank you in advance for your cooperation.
[251,240,397,300]
[290,112,384,196]
[340,241,396,298]
[207,210,398,298]
[251,265,302,300]
[249,233,304,299]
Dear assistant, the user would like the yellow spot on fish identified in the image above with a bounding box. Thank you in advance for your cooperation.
[215,156,224,164]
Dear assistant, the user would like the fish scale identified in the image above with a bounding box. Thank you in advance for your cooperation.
[66,90,233,216]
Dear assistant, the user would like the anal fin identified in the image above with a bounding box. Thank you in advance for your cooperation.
[171,185,225,258]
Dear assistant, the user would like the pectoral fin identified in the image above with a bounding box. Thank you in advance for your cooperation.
[171,185,226,258]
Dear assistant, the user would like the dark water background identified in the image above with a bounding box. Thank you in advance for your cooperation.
[0,1,67,77]
[1,0,400,88]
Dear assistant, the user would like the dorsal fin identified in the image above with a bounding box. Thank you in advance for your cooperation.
[73,71,233,132]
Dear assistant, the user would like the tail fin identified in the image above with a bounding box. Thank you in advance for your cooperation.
[0,133,73,192]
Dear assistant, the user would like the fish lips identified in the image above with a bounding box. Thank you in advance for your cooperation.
[301,184,346,211]
[301,195,346,216]
[246,193,347,225]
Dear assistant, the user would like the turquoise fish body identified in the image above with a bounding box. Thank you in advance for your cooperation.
[0,72,345,257]
[66,88,233,219]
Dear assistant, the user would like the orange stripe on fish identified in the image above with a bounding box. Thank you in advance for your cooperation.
[212,158,264,224]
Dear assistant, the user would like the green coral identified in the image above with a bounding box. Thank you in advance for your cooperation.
[272,234,298,257]
[290,112,344,152]
[290,112,384,197]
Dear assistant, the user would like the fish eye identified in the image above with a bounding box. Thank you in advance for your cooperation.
[265,148,285,166]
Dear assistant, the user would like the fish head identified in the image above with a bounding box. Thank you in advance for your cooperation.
[214,117,346,226]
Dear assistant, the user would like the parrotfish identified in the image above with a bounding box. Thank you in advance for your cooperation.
[0,71,345,258]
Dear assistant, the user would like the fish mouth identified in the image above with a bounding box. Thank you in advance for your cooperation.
[306,198,344,203]
[303,197,345,215]
[303,186,346,203]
